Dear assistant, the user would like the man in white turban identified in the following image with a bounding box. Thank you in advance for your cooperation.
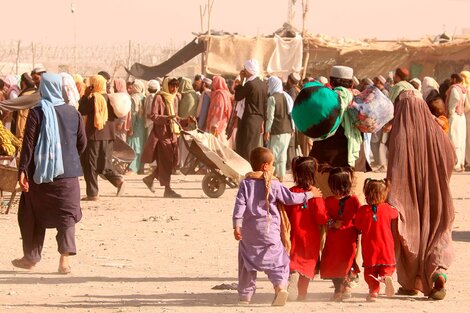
[233,59,268,160]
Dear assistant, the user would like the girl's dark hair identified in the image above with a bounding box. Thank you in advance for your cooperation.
[330,77,353,89]
[323,166,353,197]
[363,178,389,206]
[292,156,318,190]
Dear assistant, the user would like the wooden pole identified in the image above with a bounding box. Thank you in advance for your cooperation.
[31,42,35,68]
[301,0,309,36]
[15,40,21,75]
[302,42,310,80]
[207,0,214,36]
[127,40,132,80]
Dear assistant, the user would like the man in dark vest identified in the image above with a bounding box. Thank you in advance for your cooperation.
[234,59,268,161]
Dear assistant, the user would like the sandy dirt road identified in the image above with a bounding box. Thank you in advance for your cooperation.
[1,172,469,313]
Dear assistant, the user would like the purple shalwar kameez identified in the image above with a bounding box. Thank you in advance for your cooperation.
[233,178,312,301]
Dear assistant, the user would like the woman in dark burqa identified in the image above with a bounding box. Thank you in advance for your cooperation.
[387,89,455,300]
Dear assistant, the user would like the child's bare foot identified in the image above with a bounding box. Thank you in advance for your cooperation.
[366,292,378,302]
[331,292,343,302]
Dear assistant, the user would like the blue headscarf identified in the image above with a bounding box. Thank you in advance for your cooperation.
[33,73,65,184]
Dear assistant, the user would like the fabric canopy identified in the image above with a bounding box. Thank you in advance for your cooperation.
[126,38,206,80]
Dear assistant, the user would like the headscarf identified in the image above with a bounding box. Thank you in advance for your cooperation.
[178,77,198,118]
[410,78,422,92]
[244,59,260,80]
[159,77,179,134]
[33,73,66,184]
[129,80,145,114]
[422,77,440,101]
[89,75,108,130]
[3,75,20,98]
[59,72,80,108]
[72,74,86,98]
[389,80,415,104]
[267,76,294,114]
[207,75,232,133]
[461,71,470,96]
[113,78,127,93]
[335,86,362,166]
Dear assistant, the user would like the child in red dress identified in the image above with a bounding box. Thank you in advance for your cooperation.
[320,167,361,301]
[285,157,331,301]
[355,178,398,302]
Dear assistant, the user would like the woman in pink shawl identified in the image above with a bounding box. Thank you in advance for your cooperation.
[205,76,233,143]
[387,90,455,300]
[3,75,20,100]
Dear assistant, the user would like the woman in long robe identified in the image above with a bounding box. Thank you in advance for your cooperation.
[205,75,232,143]
[127,80,146,174]
[387,90,455,300]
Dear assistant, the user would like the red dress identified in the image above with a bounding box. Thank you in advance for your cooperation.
[285,186,330,278]
[355,203,398,267]
[320,195,360,279]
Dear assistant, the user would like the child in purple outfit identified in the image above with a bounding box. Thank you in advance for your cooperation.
[233,147,317,306]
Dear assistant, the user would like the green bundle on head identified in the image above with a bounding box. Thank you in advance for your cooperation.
[292,82,341,140]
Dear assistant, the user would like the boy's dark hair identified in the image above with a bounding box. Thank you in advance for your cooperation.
[250,147,273,171]
[168,78,180,88]
[324,166,354,197]
[292,156,318,190]
[451,73,463,83]
[363,178,389,206]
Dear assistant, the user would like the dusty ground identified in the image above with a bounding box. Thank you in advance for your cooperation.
[1,172,470,313]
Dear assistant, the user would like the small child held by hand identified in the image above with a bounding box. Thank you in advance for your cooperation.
[285,157,329,301]
[233,147,317,306]
[320,167,361,301]
[355,178,398,302]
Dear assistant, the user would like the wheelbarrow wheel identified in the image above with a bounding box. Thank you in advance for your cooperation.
[202,172,226,198]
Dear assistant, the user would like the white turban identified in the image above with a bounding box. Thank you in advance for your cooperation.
[148,79,161,91]
[244,59,260,77]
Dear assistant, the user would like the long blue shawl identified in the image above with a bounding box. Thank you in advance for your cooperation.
[33,73,65,184]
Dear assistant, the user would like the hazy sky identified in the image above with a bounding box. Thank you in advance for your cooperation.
[4,0,470,46]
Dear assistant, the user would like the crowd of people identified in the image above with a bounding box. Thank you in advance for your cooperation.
[0,60,462,306]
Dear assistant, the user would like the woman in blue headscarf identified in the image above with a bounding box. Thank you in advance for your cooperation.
[12,73,87,274]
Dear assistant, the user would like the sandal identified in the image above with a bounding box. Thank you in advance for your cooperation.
[272,289,288,306]
[11,257,36,270]
[383,276,395,297]
[429,273,447,300]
